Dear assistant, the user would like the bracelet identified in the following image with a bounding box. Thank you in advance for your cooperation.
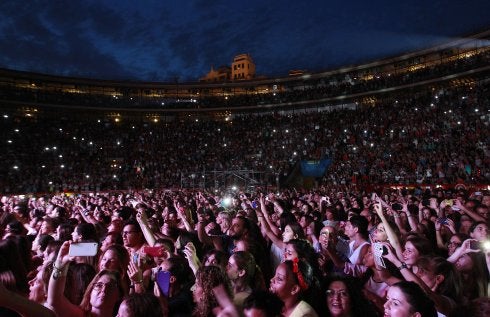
[52,262,69,279]
[397,262,408,270]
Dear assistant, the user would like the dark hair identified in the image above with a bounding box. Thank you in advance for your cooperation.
[194,266,232,317]
[286,239,320,275]
[79,270,125,314]
[176,231,202,259]
[0,239,28,294]
[6,220,24,235]
[116,206,134,221]
[449,297,490,317]
[458,252,489,300]
[76,223,98,241]
[416,256,462,303]
[102,232,123,248]
[230,251,265,291]
[279,211,298,231]
[325,276,378,317]
[38,234,55,252]
[7,235,32,272]
[203,249,229,271]
[99,244,130,277]
[163,256,195,288]
[469,221,486,234]
[57,223,75,242]
[155,238,175,253]
[286,221,306,240]
[282,259,322,313]
[391,281,437,317]
[243,290,284,317]
[66,263,97,305]
[123,219,142,234]
[405,233,433,257]
[121,293,164,317]
[348,215,369,238]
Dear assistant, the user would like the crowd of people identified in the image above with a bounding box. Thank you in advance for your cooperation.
[1,44,489,110]
[1,37,490,317]
[0,185,489,317]
[1,79,489,194]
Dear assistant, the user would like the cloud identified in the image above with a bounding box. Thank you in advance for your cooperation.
[0,0,489,81]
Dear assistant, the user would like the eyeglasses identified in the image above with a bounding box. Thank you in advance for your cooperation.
[122,231,138,236]
[93,282,117,292]
[326,289,349,298]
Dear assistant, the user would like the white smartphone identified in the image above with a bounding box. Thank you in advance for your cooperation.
[68,242,98,257]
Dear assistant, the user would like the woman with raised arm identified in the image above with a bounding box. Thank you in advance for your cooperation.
[373,197,403,260]
[257,194,305,269]
[47,241,126,317]
[447,238,488,301]
[382,244,461,316]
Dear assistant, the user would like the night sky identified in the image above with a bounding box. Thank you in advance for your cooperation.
[1,0,489,82]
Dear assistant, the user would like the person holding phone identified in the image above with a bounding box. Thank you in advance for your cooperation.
[382,244,461,316]
[446,239,488,301]
[47,241,126,317]
[156,257,195,317]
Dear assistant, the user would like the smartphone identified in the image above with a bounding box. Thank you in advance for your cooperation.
[156,270,171,297]
[444,199,453,206]
[437,217,449,225]
[391,203,403,211]
[469,240,480,250]
[68,242,98,257]
[372,243,389,256]
[143,246,165,258]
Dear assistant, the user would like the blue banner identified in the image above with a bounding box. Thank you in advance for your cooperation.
[300,158,332,177]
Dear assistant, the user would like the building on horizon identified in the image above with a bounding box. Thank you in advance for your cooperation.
[200,53,256,82]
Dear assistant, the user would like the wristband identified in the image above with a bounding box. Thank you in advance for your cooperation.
[397,262,408,270]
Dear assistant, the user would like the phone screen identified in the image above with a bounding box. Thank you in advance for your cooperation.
[156,270,171,297]
[68,242,98,257]
[469,240,480,250]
